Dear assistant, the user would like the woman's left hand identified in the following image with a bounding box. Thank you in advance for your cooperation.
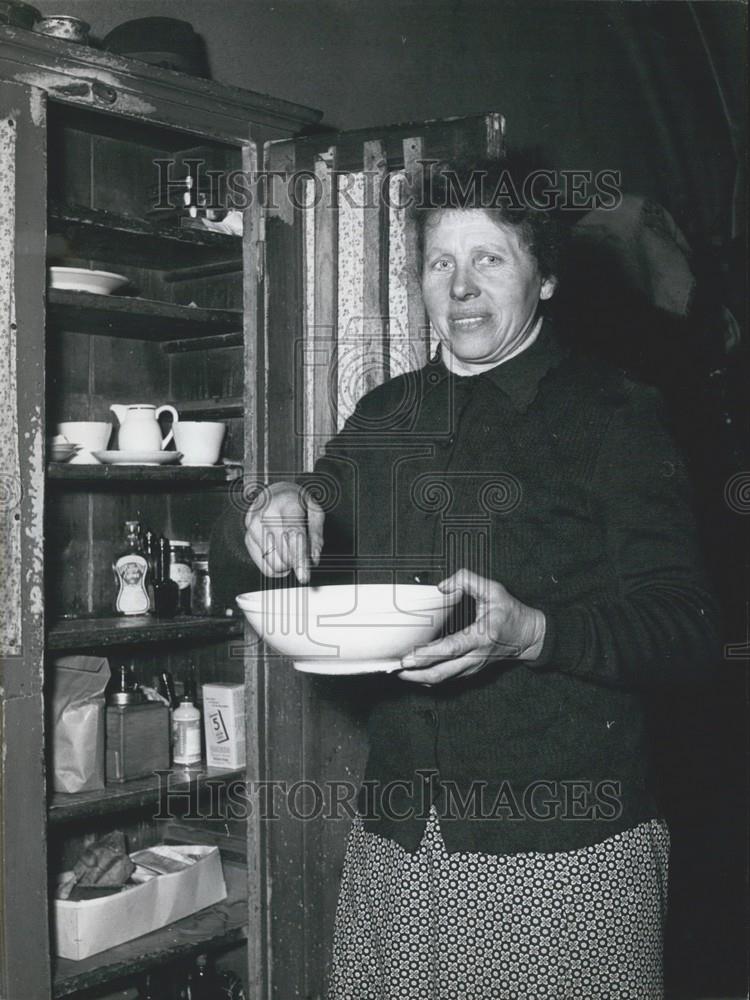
[398,569,546,685]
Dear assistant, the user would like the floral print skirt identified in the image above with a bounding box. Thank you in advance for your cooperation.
[327,809,669,1000]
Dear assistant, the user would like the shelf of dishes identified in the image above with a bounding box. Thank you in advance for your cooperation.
[48,764,246,825]
[47,614,243,651]
[52,858,247,997]
[47,288,243,341]
[48,202,242,270]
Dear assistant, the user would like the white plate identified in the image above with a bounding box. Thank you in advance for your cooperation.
[293,658,403,675]
[48,267,129,295]
[92,450,182,466]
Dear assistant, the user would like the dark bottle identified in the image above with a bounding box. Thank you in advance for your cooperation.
[189,954,227,999]
[113,520,150,616]
[153,536,179,618]
[159,669,178,710]
[138,972,161,999]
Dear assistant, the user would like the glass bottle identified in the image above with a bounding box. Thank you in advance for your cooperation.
[169,540,193,614]
[143,527,157,612]
[113,520,149,616]
[191,554,212,615]
[153,536,179,618]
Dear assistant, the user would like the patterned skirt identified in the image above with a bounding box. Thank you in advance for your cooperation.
[327,810,669,1000]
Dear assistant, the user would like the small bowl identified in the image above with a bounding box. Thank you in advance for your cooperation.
[236,583,460,675]
[49,443,80,462]
[34,14,90,43]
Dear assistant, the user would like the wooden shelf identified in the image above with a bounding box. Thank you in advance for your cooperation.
[52,859,247,997]
[172,396,244,419]
[162,332,244,353]
[47,289,242,341]
[48,203,242,270]
[48,614,243,651]
[48,765,245,825]
[47,462,243,483]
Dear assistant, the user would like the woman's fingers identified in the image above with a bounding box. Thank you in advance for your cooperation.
[398,651,486,685]
[305,497,325,565]
[287,528,312,584]
[400,630,477,670]
[244,484,326,579]
[438,568,502,605]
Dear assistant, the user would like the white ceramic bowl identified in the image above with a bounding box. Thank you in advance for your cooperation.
[236,583,460,674]
[48,267,129,295]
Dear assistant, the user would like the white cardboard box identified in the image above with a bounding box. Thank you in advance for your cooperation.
[202,683,246,769]
[54,845,227,960]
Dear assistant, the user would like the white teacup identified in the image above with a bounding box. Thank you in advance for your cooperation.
[57,421,112,464]
[173,421,226,466]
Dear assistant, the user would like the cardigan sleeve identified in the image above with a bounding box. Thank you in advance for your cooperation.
[530,382,721,689]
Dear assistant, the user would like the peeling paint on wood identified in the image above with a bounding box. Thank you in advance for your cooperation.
[0,27,322,141]
[0,115,22,657]
[23,411,44,620]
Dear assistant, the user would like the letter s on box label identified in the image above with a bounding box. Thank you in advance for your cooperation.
[202,683,245,769]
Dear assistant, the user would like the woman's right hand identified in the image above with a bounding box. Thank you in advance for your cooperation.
[243,481,325,583]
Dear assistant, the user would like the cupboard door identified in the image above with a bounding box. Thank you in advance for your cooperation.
[260,113,504,999]
[0,80,50,1000]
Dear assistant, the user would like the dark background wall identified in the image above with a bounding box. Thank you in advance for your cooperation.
[62,0,745,246]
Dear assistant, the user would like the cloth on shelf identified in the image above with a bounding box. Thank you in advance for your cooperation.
[56,831,135,900]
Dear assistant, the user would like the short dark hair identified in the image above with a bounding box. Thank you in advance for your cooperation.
[409,156,565,281]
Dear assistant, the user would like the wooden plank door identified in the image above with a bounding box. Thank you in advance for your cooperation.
[0,80,50,1000]
[259,113,504,999]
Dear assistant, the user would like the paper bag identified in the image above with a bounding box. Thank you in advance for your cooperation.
[51,655,110,793]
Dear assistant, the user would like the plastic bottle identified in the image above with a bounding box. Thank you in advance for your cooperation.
[172,696,201,766]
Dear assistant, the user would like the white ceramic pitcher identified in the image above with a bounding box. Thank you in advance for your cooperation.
[110,403,179,452]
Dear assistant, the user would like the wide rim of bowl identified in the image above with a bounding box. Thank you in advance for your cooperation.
[49,266,127,282]
[236,583,459,613]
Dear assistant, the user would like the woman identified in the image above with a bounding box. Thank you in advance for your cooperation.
[213,158,718,998]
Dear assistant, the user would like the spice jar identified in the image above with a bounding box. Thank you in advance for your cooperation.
[191,556,212,615]
[169,540,193,614]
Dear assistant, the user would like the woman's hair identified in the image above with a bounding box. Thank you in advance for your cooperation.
[408,155,565,281]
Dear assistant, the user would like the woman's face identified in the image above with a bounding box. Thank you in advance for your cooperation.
[421,209,556,374]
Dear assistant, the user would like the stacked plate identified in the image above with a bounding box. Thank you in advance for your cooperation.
[49,441,81,462]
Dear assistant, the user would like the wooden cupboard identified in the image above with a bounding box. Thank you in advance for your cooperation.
[0,22,502,1000]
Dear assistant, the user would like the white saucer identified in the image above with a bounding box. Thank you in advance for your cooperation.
[293,658,403,675]
[48,266,129,295]
[92,450,182,466]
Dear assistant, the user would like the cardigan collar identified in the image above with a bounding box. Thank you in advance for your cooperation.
[424,318,569,411]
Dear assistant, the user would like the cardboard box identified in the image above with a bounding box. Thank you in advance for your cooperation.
[54,845,226,960]
[202,683,246,769]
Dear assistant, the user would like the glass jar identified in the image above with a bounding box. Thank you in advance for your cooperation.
[191,557,212,615]
[169,541,193,614]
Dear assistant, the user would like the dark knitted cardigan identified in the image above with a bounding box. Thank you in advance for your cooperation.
[211,323,719,854]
